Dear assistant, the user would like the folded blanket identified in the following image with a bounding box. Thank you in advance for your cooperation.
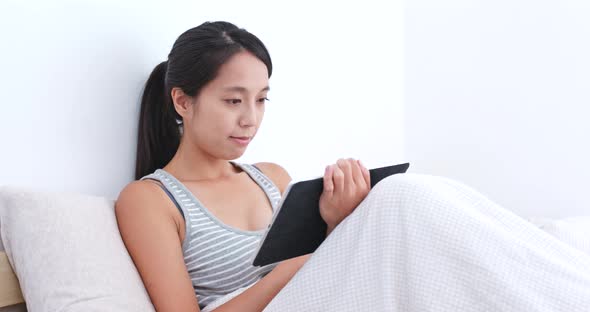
[264,173,590,311]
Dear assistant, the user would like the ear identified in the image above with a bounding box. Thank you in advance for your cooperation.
[170,87,194,119]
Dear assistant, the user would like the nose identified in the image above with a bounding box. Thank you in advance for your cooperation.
[239,102,258,128]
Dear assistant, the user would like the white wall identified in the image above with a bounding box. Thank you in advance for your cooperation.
[406,0,590,218]
[0,0,404,201]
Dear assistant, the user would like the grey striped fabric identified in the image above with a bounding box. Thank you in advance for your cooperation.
[140,161,281,309]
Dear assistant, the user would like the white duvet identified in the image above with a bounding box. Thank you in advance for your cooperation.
[260,173,590,311]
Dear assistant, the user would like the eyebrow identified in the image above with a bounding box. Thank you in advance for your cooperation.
[222,86,270,93]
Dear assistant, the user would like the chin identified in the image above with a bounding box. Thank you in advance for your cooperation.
[225,149,247,160]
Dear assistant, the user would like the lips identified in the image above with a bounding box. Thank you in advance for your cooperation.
[230,136,252,146]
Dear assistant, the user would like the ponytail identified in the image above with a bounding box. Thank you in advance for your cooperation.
[135,61,181,180]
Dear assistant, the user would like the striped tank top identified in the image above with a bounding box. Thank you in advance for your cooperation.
[140,161,281,310]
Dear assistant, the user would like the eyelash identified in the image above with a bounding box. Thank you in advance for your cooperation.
[224,97,269,105]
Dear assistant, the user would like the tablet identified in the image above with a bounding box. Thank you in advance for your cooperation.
[252,162,410,266]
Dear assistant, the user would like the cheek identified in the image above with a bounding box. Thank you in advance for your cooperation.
[258,106,265,122]
[193,110,234,138]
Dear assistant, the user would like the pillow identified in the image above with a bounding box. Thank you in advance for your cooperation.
[529,216,590,256]
[0,186,155,312]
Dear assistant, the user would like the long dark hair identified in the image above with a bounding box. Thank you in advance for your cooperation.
[135,21,272,180]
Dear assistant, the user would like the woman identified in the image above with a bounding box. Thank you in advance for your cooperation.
[116,21,590,312]
[115,21,370,311]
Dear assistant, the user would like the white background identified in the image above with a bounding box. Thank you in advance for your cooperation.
[0,0,404,200]
[406,0,590,218]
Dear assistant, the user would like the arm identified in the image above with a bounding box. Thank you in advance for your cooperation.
[115,181,202,311]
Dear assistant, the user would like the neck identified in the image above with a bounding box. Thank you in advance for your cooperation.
[163,139,240,182]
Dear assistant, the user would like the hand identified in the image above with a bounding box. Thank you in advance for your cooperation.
[319,158,371,234]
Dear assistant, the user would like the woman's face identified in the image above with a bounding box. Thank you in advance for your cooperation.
[183,51,270,160]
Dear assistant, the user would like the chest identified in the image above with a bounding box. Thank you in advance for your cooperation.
[183,173,274,232]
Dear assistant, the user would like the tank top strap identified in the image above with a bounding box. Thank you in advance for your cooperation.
[231,162,283,211]
[139,172,181,212]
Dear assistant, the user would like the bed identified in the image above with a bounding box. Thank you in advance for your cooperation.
[2,178,590,312]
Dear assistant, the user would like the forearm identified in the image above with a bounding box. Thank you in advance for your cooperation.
[211,254,310,312]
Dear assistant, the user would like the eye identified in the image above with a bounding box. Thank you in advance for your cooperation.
[258,97,270,103]
[224,99,242,105]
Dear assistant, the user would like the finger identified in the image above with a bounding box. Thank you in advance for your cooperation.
[332,164,345,194]
[323,164,334,194]
[349,158,365,189]
[359,160,371,188]
[337,158,353,193]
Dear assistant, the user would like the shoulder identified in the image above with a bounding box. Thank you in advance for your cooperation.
[115,180,181,231]
[116,180,165,210]
[253,162,292,194]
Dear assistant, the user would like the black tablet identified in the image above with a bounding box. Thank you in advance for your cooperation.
[252,162,410,267]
